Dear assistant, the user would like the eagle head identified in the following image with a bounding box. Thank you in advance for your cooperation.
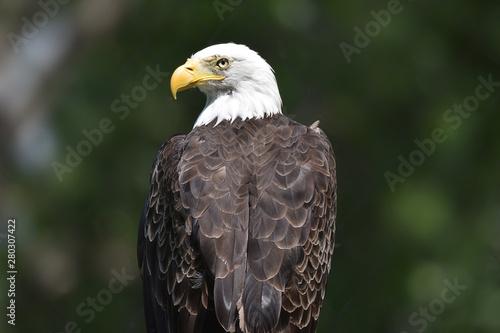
[170,43,282,127]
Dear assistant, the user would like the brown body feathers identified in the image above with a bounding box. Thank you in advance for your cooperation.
[138,114,336,333]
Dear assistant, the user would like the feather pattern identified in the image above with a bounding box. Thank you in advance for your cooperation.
[138,114,336,332]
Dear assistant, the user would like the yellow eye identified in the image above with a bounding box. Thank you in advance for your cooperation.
[217,58,230,69]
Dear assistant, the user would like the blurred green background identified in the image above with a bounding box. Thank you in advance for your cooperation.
[1,0,499,332]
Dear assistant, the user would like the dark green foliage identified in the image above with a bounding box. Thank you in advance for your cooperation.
[1,1,499,332]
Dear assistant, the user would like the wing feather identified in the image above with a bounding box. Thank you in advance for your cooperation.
[243,115,336,332]
[139,114,336,333]
[138,134,213,333]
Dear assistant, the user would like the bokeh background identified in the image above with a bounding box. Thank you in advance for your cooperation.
[1,0,499,332]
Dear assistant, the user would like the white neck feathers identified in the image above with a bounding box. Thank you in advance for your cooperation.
[193,85,282,127]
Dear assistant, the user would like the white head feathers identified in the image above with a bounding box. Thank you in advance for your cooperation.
[190,43,282,127]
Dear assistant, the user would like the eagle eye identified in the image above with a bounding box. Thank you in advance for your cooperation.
[216,58,230,69]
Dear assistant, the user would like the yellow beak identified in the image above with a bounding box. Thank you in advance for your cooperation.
[170,59,225,99]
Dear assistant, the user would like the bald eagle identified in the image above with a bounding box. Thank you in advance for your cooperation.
[138,43,337,333]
